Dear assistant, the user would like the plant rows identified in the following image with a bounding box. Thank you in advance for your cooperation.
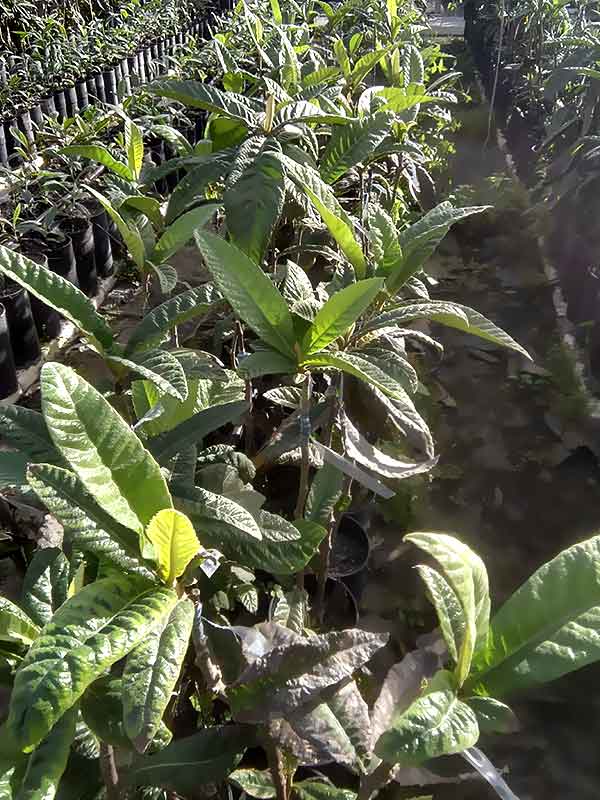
[0,1,599,799]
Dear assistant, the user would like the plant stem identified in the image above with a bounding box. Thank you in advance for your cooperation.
[99,743,120,800]
[265,724,288,800]
[294,374,312,520]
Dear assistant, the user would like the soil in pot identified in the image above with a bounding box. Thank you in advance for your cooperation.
[0,280,41,367]
[59,217,98,296]
[0,304,19,400]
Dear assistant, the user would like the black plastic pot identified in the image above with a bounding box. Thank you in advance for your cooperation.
[95,73,107,105]
[0,124,8,166]
[102,69,118,105]
[144,48,155,81]
[329,514,370,578]
[0,305,19,400]
[76,79,89,111]
[19,244,62,339]
[151,42,159,61]
[194,110,208,141]
[41,95,57,117]
[65,85,79,117]
[3,118,17,164]
[30,104,43,130]
[136,51,147,83]
[17,110,35,146]
[149,139,168,195]
[87,204,114,278]
[54,90,68,121]
[60,217,98,296]
[119,58,132,97]
[0,282,41,367]
[45,234,79,286]
[86,75,99,104]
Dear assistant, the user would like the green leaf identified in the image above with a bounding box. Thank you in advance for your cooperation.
[415,566,463,665]
[146,510,199,585]
[107,349,188,401]
[230,769,276,799]
[0,246,113,350]
[225,148,285,264]
[368,205,403,276]
[121,195,164,230]
[305,463,343,527]
[467,534,600,695]
[0,405,58,463]
[467,696,519,734]
[237,349,297,379]
[148,262,177,294]
[125,118,144,180]
[81,676,129,749]
[87,188,146,271]
[166,152,234,223]
[126,285,218,355]
[0,598,39,647]
[147,400,249,463]
[294,781,356,800]
[334,39,351,79]
[377,85,434,113]
[21,549,69,628]
[272,588,307,634]
[148,80,260,127]
[374,671,479,765]
[278,27,300,90]
[7,576,178,751]
[0,452,32,489]
[269,0,282,24]
[195,230,297,358]
[174,485,262,542]
[125,725,250,793]
[27,464,153,579]
[351,48,391,88]
[279,155,366,278]
[59,145,132,180]
[16,707,76,800]
[123,597,194,751]
[388,203,489,293]
[407,532,490,685]
[303,351,409,402]
[301,278,383,357]
[42,363,172,534]
[321,113,394,184]
[176,487,325,573]
[152,204,217,264]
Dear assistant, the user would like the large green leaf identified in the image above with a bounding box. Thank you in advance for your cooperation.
[148,80,260,126]
[303,351,410,402]
[106,349,188,401]
[59,145,133,180]
[151,204,217,264]
[320,113,394,184]
[278,155,366,278]
[7,576,177,751]
[230,769,276,799]
[388,203,488,292]
[305,463,343,527]
[300,278,383,357]
[21,548,69,628]
[416,565,464,665]
[0,452,31,489]
[81,676,129,749]
[195,230,297,358]
[468,534,600,695]
[0,246,113,350]
[225,148,285,264]
[147,400,249,463]
[407,533,489,685]
[125,725,251,793]
[123,597,194,751]
[27,464,153,579]
[0,598,39,647]
[0,405,59,463]
[126,285,218,354]
[237,349,297,379]
[173,484,262,542]
[41,363,172,534]
[374,671,479,765]
[145,509,199,585]
[368,205,403,276]
[121,195,164,231]
[16,707,77,800]
[294,781,356,800]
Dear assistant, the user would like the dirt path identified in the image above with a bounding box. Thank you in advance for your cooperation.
[361,43,600,800]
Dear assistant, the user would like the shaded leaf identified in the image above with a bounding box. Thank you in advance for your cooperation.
[21,548,69,628]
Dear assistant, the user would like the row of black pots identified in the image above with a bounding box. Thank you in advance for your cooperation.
[0,206,116,399]
[0,12,218,167]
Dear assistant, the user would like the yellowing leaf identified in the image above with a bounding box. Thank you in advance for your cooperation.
[146,509,199,585]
